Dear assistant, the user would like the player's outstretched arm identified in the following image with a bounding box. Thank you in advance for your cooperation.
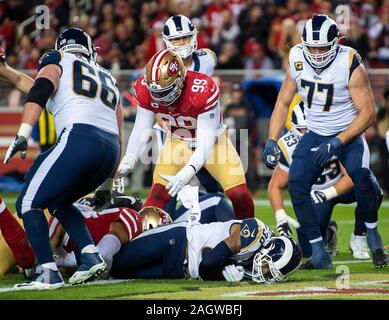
[117,105,155,177]
[263,69,297,169]
[4,64,60,164]
[338,64,376,145]
[268,166,300,236]
[310,165,354,204]
[0,48,34,94]
[268,69,297,141]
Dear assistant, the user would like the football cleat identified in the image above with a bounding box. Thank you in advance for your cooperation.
[372,249,388,269]
[300,250,332,270]
[325,221,338,257]
[349,233,370,260]
[14,266,65,290]
[69,252,107,285]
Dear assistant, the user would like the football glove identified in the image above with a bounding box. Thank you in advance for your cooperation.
[263,139,281,169]
[310,186,338,204]
[177,185,201,225]
[275,209,300,237]
[222,264,245,282]
[312,137,343,167]
[159,165,196,197]
[117,154,137,177]
[94,178,113,212]
[4,135,28,164]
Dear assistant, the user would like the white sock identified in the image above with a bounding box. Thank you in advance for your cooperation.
[54,252,77,268]
[97,234,121,261]
[81,244,98,255]
[42,262,58,271]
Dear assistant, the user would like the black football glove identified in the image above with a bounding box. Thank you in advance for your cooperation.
[4,135,28,164]
[93,190,112,212]
[276,221,293,238]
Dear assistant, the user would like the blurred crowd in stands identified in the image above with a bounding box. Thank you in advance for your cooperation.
[0,0,388,194]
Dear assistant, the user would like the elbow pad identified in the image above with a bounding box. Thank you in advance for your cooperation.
[26,77,55,109]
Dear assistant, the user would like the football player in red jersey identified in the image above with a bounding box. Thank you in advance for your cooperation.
[117,49,254,219]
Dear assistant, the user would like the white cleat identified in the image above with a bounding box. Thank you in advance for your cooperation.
[14,266,65,291]
[349,233,371,260]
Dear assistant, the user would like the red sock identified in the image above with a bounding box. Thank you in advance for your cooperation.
[143,183,171,208]
[0,196,35,268]
[226,184,255,219]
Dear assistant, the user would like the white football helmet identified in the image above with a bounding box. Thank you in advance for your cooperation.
[301,14,339,69]
[163,15,197,59]
[291,101,307,137]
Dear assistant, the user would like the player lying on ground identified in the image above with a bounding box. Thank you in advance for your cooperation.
[269,104,382,262]
[0,188,238,283]
[116,49,254,220]
[110,212,303,283]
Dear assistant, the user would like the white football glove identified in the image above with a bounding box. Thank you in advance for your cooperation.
[159,166,196,197]
[310,186,338,205]
[117,154,137,177]
[222,264,245,282]
[178,185,201,225]
[275,209,300,237]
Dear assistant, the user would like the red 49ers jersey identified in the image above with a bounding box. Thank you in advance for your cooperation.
[134,70,222,140]
[49,207,142,252]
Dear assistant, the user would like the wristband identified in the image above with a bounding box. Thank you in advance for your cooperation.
[17,123,33,140]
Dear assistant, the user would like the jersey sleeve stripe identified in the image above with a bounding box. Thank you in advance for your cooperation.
[122,208,139,233]
[206,85,220,104]
[204,99,219,111]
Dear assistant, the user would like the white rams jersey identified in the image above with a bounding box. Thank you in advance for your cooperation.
[190,48,217,76]
[277,130,343,190]
[187,218,274,279]
[289,44,362,136]
[42,51,120,135]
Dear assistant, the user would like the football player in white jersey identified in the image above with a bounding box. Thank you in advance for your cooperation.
[4,28,123,289]
[263,14,387,269]
[110,215,302,283]
[269,103,378,260]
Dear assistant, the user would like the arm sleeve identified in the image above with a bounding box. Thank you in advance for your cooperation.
[386,130,389,153]
[123,105,155,161]
[187,103,222,172]
[198,241,234,280]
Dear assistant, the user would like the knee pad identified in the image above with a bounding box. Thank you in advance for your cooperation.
[351,168,377,194]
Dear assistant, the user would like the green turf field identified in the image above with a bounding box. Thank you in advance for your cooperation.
[0,191,388,300]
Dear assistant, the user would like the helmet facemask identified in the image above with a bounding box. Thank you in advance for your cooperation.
[251,249,287,284]
[148,76,184,106]
[302,38,338,69]
[163,29,198,59]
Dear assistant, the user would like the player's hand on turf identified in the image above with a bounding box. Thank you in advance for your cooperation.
[4,135,28,164]
[263,139,281,169]
[310,190,327,204]
[222,265,245,282]
[159,166,196,197]
[312,137,343,167]
[0,48,6,64]
[275,210,300,237]
[117,154,136,177]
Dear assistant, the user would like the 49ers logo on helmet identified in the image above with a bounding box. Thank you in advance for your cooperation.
[167,58,179,76]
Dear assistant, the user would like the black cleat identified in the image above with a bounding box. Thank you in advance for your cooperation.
[372,249,388,268]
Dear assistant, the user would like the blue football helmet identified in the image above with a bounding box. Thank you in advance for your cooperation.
[301,14,339,69]
[243,236,302,283]
[55,28,97,60]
